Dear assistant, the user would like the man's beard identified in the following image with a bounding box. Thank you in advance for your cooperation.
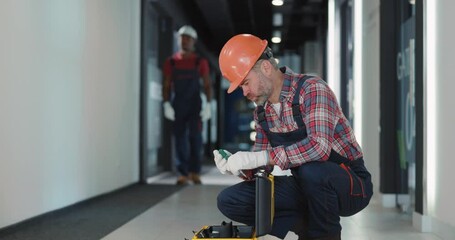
[251,73,271,106]
[253,95,268,106]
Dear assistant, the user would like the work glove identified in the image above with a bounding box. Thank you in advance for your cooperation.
[200,101,211,121]
[213,149,233,175]
[163,101,175,121]
[213,150,269,177]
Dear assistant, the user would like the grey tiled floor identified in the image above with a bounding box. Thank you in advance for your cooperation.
[103,167,444,240]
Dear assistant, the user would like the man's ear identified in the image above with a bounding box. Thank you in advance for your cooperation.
[260,60,272,76]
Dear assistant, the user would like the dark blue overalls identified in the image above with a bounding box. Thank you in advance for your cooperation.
[217,76,373,239]
[170,57,203,176]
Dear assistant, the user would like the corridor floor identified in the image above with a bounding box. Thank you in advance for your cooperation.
[102,167,443,240]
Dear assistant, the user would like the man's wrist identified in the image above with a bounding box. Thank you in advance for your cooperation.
[261,150,270,166]
[250,151,269,167]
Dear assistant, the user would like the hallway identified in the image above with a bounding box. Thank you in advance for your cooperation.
[103,167,442,240]
[0,166,446,239]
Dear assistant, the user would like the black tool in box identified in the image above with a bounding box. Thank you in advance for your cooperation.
[190,169,274,239]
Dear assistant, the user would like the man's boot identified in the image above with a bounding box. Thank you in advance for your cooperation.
[189,172,202,184]
[176,175,188,185]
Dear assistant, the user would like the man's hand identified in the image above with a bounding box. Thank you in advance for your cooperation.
[200,101,211,121]
[163,101,175,121]
[226,151,269,176]
[213,150,233,175]
[213,150,269,176]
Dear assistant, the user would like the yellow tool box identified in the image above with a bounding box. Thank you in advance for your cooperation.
[190,169,274,240]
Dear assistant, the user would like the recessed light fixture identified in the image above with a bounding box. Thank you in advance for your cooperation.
[271,30,282,43]
[272,0,284,7]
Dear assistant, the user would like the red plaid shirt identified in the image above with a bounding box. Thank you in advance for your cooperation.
[251,67,363,171]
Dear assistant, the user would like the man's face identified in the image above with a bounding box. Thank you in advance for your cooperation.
[179,35,195,52]
[240,66,272,106]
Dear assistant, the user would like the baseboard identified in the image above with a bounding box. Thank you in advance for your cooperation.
[412,211,432,232]
[413,211,455,239]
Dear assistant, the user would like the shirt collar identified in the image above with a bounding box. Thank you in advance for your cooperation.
[278,66,299,103]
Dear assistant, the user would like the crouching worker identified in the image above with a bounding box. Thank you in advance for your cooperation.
[213,34,373,240]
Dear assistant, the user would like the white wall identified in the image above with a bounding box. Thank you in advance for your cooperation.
[0,0,140,228]
[359,1,455,237]
[361,0,381,201]
[428,0,455,236]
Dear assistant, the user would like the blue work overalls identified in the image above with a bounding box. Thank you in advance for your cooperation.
[217,76,373,239]
[170,57,203,176]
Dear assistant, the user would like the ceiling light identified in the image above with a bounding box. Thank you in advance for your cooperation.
[271,30,281,43]
[272,0,284,6]
[249,120,256,130]
[271,37,281,44]
[249,131,256,142]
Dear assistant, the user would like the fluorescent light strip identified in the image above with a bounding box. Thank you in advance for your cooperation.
[424,0,436,216]
[327,0,336,90]
[353,0,363,144]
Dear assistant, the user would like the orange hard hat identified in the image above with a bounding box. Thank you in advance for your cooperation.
[219,34,268,93]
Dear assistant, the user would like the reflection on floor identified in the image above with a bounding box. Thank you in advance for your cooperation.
[103,166,443,240]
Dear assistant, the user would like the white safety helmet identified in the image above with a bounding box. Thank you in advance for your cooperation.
[178,25,198,40]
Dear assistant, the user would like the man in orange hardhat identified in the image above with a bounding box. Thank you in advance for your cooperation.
[213,34,373,240]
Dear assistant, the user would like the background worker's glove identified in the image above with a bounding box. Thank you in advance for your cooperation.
[213,150,233,175]
[214,150,269,176]
[200,101,211,121]
[163,101,175,121]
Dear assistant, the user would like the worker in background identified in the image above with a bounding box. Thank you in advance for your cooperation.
[213,34,373,240]
[162,25,212,185]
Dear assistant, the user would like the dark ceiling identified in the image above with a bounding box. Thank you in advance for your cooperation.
[178,0,328,57]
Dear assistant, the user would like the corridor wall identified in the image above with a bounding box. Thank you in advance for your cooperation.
[359,0,381,202]
[422,0,455,237]
[0,0,141,228]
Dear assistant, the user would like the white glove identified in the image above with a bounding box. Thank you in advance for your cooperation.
[213,149,233,175]
[163,101,175,121]
[217,150,269,176]
[200,101,211,121]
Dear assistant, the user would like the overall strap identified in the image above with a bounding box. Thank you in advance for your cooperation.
[291,75,312,128]
[257,105,268,131]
